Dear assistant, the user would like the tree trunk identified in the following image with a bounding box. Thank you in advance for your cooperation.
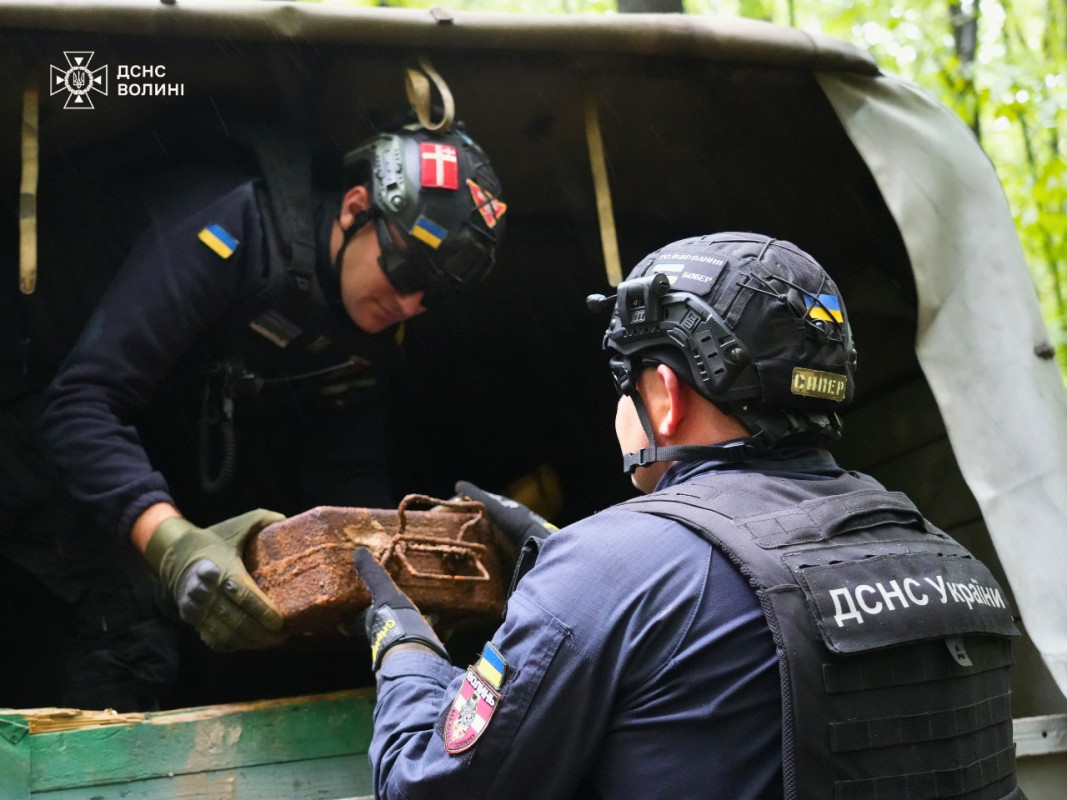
[949,1,981,138]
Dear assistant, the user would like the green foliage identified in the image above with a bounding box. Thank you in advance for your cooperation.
[693,0,1067,376]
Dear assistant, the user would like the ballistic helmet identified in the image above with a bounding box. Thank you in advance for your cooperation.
[342,126,506,295]
[589,232,857,472]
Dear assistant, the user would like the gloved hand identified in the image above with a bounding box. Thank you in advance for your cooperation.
[352,547,448,671]
[455,480,558,547]
[144,510,288,652]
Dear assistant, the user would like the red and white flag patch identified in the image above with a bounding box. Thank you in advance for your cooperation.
[420,142,459,190]
[443,666,500,754]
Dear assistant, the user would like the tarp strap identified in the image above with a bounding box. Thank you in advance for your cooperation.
[19,75,38,295]
[583,90,622,287]
[405,56,455,132]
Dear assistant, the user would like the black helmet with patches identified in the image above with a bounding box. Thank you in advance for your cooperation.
[342,126,505,295]
[589,232,857,472]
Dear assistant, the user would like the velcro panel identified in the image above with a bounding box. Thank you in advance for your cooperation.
[739,489,925,548]
[793,551,1018,654]
[830,692,1013,752]
[823,637,1014,694]
[834,744,1017,800]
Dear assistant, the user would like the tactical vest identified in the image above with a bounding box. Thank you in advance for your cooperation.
[622,468,1024,800]
[226,183,387,402]
[193,180,392,495]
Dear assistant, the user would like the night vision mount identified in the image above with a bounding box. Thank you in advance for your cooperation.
[587,273,765,473]
[588,273,756,402]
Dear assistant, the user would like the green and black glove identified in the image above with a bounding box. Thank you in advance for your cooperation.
[455,480,558,547]
[352,547,448,671]
[144,509,288,652]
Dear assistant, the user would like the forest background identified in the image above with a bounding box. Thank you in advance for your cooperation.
[365,0,1067,378]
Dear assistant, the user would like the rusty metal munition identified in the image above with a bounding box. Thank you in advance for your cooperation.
[245,495,509,635]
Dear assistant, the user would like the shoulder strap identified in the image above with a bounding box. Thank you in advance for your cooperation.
[229,121,318,290]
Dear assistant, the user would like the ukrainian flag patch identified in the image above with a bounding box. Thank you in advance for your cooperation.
[198,223,239,259]
[475,642,506,690]
[805,293,844,323]
[410,215,447,250]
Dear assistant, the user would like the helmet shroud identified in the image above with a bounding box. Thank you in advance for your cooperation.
[343,126,505,293]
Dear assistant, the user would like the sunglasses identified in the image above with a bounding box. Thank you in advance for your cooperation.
[376,216,496,299]
[375,217,436,297]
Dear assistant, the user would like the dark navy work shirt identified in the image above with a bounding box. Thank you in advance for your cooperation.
[41,179,391,539]
[370,453,845,799]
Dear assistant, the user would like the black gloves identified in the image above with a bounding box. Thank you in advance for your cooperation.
[352,547,449,671]
[454,481,557,548]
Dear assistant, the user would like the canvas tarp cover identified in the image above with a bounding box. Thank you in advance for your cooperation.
[819,71,1067,698]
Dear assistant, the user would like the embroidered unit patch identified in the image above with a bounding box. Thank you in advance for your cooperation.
[467,179,507,229]
[444,666,500,754]
[198,223,238,259]
[791,366,847,402]
[419,142,459,190]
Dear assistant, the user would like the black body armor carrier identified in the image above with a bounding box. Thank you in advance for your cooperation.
[195,169,391,495]
[224,122,388,401]
[623,468,1024,800]
[231,183,386,400]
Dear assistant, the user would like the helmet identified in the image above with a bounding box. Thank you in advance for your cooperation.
[342,126,506,294]
[589,232,857,471]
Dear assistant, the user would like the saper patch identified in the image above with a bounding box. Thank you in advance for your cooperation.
[791,367,847,402]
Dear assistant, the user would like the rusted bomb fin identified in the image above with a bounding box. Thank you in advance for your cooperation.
[245,495,509,636]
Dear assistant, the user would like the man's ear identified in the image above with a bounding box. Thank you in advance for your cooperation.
[339,185,372,229]
[656,364,689,439]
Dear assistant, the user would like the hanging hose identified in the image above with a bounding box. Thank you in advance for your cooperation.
[198,364,238,495]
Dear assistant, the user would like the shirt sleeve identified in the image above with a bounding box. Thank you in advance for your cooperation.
[369,509,707,800]
[41,183,265,538]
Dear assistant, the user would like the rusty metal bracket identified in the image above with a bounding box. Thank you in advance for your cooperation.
[392,537,491,584]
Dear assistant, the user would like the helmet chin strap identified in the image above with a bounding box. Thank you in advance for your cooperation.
[330,206,381,282]
[620,387,766,475]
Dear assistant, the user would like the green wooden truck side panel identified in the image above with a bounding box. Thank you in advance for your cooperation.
[1,691,375,800]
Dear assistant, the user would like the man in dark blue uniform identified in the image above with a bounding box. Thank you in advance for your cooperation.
[352,233,1024,799]
[0,123,506,710]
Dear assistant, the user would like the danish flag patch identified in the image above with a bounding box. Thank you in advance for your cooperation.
[420,142,459,190]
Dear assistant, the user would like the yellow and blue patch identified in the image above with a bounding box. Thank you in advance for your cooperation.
[474,642,506,690]
[198,223,239,259]
[410,215,447,250]
[805,293,844,323]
